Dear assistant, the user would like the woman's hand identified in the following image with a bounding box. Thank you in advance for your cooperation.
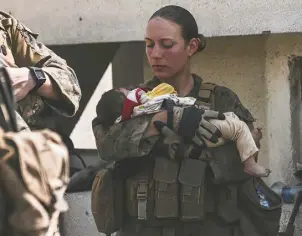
[144,107,225,148]
[175,106,225,146]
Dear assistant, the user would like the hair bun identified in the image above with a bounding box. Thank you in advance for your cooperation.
[197,34,206,52]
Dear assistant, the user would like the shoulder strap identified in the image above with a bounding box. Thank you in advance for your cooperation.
[196,82,217,110]
[0,11,14,30]
[0,11,14,19]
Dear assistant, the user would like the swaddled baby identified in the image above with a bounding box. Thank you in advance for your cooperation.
[96,83,270,177]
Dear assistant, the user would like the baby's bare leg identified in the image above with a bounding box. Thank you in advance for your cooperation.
[207,112,271,177]
[244,153,271,177]
[207,112,258,161]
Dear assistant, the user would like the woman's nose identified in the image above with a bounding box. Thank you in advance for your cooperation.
[150,45,163,58]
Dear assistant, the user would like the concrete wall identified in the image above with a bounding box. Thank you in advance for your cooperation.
[264,34,302,185]
[2,0,302,44]
[144,33,302,186]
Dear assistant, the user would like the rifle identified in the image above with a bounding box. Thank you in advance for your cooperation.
[0,66,18,132]
[278,190,302,236]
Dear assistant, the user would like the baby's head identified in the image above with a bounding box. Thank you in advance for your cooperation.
[96,88,129,129]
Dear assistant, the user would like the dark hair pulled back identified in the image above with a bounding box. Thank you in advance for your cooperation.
[150,5,206,52]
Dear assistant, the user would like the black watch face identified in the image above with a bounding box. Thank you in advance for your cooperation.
[36,70,46,81]
[31,68,46,91]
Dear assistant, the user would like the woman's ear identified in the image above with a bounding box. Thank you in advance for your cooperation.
[186,38,199,56]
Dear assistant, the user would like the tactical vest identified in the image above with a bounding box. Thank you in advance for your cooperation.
[91,82,283,236]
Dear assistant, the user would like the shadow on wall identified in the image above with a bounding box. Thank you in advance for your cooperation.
[48,42,121,135]
[288,56,302,172]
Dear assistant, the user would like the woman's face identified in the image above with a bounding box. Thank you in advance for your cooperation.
[145,17,197,80]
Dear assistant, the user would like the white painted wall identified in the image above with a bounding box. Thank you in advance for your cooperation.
[70,64,113,149]
[2,0,302,44]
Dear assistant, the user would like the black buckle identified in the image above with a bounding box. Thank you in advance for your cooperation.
[162,99,175,129]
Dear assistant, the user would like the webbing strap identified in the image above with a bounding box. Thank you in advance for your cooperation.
[196,82,216,110]
[163,99,175,129]
[137,178,148,220]
[1,18,13,28]
[0,67,17,132]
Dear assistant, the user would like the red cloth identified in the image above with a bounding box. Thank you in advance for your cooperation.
[121,88,146,121]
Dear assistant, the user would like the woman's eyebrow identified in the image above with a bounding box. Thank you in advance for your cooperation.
[144,37,174,41]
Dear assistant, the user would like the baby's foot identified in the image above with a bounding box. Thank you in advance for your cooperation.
[244,158,271,177]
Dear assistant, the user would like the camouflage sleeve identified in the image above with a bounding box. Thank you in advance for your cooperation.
[213,86,260,147]
[2,13,81,117]
[92,115,159,162]
[214,86,255,124]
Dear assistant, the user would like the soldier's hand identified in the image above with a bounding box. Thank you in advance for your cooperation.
[5,67,36,102]
[177,106,225,147]
[153,120,183,159]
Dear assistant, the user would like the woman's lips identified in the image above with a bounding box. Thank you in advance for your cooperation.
[152,65,167,69]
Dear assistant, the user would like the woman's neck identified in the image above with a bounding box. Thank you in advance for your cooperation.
[164,70,194,97]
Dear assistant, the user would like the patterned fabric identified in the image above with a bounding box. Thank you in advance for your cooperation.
[0,11,81,131]
[92,74,255,162]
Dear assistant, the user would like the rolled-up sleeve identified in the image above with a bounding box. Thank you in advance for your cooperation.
[5,16,81,117]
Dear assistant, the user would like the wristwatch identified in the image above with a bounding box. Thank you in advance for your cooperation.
[28,67,46,92]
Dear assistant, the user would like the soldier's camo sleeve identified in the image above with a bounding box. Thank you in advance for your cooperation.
[92,112,159,162]
[214,86,260,147]
[214,86,255,124]
[5,17,81,117]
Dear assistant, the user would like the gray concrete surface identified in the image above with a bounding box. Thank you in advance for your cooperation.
[280,203,302,236]
[63,192,302,236]
[2,0,302,44]
[61,191,103,236]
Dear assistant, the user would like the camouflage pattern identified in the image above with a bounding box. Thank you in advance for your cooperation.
[92,75,270,236]
[92,74,255,162]
[0,11,81,131]
[0,128,70,236]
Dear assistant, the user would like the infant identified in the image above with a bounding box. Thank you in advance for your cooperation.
[96,84,270,177]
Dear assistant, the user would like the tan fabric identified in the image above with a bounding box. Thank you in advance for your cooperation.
[206,112,259,162]
[0,128,69,236]
[0,11,81,131]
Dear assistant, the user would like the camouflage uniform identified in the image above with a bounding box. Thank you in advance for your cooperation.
[92,75,278,236]
[0,11,81,131]
[92,75,255,162]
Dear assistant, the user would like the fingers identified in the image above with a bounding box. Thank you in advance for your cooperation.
[153,120,182,146]
[196,125,219,143]
[199,118,222,139]
[203,110,225,120]
[191,134,205,147]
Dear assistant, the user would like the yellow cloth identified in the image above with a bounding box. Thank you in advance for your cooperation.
[145,83,177,99]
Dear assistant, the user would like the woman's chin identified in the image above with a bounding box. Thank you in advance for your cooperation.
[153,71,171,80]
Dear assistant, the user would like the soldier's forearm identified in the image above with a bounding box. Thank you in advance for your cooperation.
[6,67,59,102]
[143,111,168,138]
[143,108,184,138]
[36,74,60,100]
